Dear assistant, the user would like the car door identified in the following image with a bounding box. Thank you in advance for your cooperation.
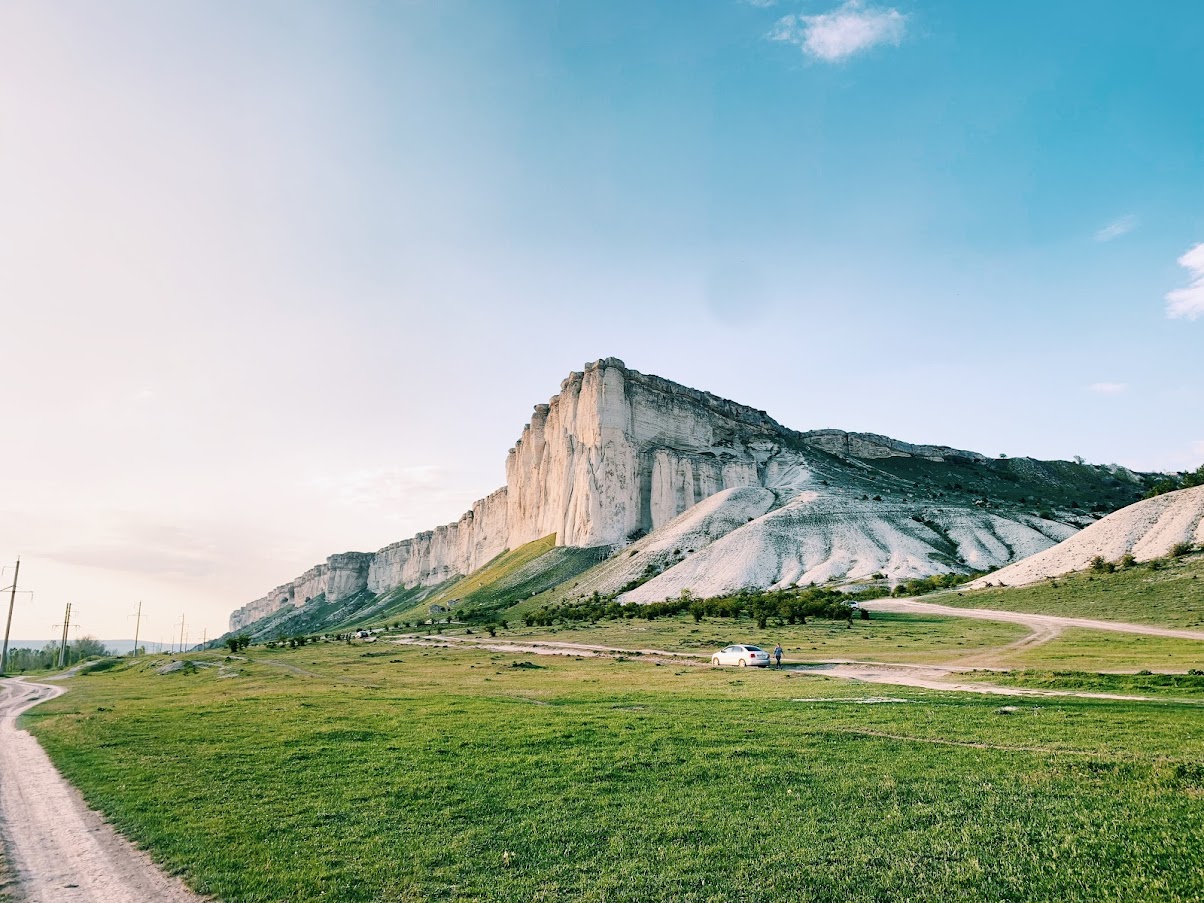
[720,645,739,665]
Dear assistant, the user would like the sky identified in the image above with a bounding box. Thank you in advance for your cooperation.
[0,0,1201,644]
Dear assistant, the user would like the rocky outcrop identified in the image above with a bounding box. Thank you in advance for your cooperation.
[230,552,373,630]
[230,358,1154,632]
[503,359,778,549]
[232,358,802,630]
[365,488,509,594]
[799,430,987,462]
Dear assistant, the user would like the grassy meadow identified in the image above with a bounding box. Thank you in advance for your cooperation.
[490,609,1029,664]
[22,628,1204,903]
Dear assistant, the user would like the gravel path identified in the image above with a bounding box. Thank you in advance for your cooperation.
[0,678,206,903]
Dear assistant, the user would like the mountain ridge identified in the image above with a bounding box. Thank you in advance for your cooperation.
[229,358,1158,633]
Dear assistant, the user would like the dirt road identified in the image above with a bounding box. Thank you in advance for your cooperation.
[0,678,205,903]
[393,634,704,663]
[860,597,1204,642]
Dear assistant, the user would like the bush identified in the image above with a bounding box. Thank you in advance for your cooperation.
[1090,556,1115,574]
[892,572,984,597]
[1170,542,1195,558]
[1143,465,1204,499]
[1118,553,1137,569]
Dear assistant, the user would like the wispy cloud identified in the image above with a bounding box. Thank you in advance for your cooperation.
[1088,382,1128,395]
[770,1,907,62]
[1166,243,1204,320]
[1094,214,1137,242]
[742,0,778,7]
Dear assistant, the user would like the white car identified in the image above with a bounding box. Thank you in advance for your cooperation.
[711,644,770,667]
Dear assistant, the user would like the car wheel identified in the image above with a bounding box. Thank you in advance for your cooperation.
[738,659,747,667]
[712,657,720,666]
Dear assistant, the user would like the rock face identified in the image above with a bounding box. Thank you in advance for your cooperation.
[231,358,796,630]
[504,359,782,548]
[231,552,373,631]
[968,485,1204,588]
[229,358,1150,631]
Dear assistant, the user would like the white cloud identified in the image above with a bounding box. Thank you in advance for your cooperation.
[770,1,906,62]
[1166,243,1204,320]
[743,0,778,7]
[1088,382,1128,395]
[1094,214,1137,242]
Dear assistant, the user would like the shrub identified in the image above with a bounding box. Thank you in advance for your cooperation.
[1118,553,1137,569]
[1170,542,1195,558]
[1090,556,1115,573]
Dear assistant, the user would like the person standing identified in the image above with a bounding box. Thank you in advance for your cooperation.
[773,643,783,667]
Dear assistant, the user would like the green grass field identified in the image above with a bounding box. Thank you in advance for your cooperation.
[493,610,1029,664]
[945,552,1204,629]
[1000,628,1204,672]
[22,632,1204,903]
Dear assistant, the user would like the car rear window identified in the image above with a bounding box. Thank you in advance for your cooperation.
[744,646,764,652]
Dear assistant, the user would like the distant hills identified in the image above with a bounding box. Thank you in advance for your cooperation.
[227,358,1165,640]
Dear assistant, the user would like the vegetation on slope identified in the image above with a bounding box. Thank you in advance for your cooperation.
[839,452,1154,519]
[519,585,888,630]
[945,549,1204,630]
[1144,463,1204,499]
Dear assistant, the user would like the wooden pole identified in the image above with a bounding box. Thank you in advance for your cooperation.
[0,558,19,674]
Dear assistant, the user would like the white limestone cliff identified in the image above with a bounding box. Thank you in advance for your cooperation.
[231,358,799,630]
[229,358,1115,631]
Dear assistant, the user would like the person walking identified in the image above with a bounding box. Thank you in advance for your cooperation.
[773,643,783,667]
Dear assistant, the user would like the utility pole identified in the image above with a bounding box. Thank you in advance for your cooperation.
[1,557,20,674]
[56,602,72,668]
[178,615,185,656]
[131,601,142,657]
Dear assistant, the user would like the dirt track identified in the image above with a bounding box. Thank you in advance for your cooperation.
[0,678,205,903]
[791,661,1172,701]
[860,597,1204,642]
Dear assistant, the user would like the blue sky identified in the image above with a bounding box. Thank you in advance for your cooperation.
[0,0,1201,639]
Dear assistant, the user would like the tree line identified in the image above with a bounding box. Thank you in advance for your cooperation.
[3,636,115,672]
[522,584,892,630]
[1144,464,1204,499]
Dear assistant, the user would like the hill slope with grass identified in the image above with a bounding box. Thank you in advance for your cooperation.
[947,545,1204,630]
[970,485,1204,589]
